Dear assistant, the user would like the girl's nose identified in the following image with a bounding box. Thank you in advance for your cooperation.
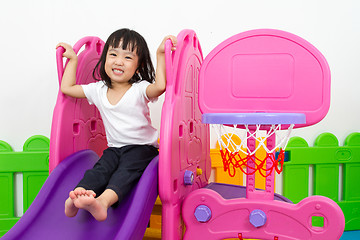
[115,57,124,66]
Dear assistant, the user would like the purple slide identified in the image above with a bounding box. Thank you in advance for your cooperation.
[3,150,159,240]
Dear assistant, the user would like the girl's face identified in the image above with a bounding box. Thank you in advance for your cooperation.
[104,43,139,86]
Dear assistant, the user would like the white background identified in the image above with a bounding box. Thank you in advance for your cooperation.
[1,0,360,150]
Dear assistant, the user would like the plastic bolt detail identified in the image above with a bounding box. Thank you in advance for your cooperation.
[194,205,212,223]
[249,209,267,228]
[184,170,194,185]
[196,168,203,176]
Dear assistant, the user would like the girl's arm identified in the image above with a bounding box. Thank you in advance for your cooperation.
[56,42,86,98]
[146,35,177,99]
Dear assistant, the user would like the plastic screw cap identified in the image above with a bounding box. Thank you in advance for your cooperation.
[184,170,194,185]
[194,205,212,223]
[249,209,267,227]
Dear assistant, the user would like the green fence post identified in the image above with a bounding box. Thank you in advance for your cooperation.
[313,133,340,202]
[0,140,16,236]
[22,136,49,212]
[283,137,310,203]
[340,133,360,230]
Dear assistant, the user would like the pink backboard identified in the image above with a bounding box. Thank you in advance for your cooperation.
[198,29,331,127]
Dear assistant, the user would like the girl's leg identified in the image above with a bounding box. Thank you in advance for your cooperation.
[65,148,119,220]
[76,148,120,197]
[106,145,158,203]
[65,146,157,221]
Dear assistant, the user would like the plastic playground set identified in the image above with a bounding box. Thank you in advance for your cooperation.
[1,29,360,239]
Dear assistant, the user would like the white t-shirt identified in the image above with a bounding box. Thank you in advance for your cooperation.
[82,81,159,148]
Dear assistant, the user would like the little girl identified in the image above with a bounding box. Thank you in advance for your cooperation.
[57,28,177,221]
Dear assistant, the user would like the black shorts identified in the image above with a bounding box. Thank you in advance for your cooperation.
[76,145,158,204]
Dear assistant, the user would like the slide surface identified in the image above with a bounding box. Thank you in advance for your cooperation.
[3,150,158,240]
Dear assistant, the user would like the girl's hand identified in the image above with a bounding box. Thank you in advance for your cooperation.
[157,35,177,55]
[147,35,177,99]
[56,42,78,61]
[56,42,85,98]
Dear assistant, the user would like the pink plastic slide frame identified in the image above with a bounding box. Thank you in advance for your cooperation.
[159,29,210,239]
[50,37,107,172]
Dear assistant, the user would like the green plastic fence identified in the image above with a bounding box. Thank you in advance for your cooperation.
[0,135,49,237]
[284,132,360,231]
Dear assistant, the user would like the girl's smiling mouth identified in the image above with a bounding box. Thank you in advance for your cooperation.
[113,69,124,74]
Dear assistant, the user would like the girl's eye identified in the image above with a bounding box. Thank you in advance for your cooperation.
[109,53,116,57]
[125,56,132,60]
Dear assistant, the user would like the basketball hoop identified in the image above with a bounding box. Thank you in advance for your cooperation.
[213,123,292,177]
[203,113,306,178]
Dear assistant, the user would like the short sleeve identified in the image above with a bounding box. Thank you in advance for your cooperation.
[81,81,103,105]
[137,81,158,103]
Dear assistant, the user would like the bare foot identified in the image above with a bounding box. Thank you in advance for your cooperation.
[65,188,96,218]
[65,190,80,217]
[73,192,108,221]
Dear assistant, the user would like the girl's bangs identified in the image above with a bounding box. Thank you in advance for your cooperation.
[108,35,138,53]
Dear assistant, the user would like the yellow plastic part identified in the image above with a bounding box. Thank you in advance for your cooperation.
[143,197,162,239]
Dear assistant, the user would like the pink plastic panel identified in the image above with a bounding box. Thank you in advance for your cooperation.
[159,30,210,239]
[49,37,107,173]
[199,29,331,127]
[182,189,345,240]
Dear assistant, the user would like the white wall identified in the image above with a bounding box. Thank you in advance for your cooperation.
[1,0,360,151]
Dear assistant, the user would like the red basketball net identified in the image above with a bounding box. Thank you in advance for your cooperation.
[220,148,285,178]
[213,124,293,177]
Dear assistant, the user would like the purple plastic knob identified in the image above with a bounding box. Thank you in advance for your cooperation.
[249,209,267,227]
[184,170,194,185]
[194,205,212,223]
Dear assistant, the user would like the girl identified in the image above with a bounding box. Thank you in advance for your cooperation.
[57,29,177,221]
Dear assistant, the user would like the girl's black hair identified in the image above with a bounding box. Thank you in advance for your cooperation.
[93,28,155,88]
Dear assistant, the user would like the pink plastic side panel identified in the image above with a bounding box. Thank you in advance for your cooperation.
[182,189,345,240]
[49,37,107,173]
[198,29,331,128]
[159,30,210,239]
